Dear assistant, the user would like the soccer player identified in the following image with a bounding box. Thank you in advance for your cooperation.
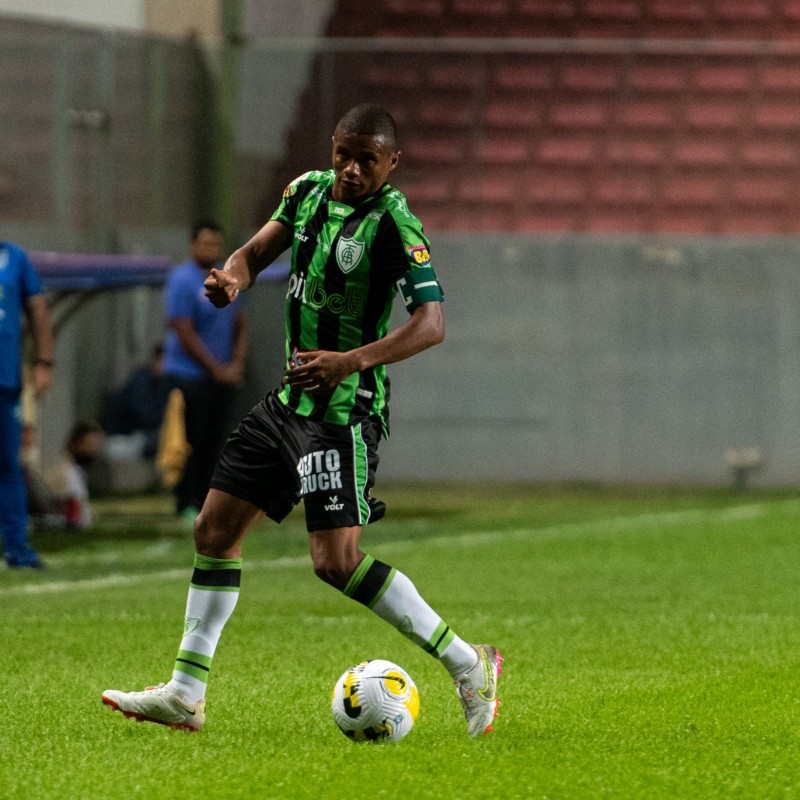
[102,105,502,737]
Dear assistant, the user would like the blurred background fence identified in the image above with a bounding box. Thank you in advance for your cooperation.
[4,5,800,484]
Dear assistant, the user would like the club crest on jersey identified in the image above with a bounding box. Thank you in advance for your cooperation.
[407,245,431,266]
[336,237,364,274]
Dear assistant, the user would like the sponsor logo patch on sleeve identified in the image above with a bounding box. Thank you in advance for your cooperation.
[282,183,297,199]
[407,244,431,266]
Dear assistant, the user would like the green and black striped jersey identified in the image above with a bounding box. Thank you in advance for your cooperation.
[270,168,444,431]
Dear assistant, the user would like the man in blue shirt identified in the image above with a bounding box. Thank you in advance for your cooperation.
[163,222,247,519]
[0,241,54,568]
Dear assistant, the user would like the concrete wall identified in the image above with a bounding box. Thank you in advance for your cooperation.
[380,234,800,486]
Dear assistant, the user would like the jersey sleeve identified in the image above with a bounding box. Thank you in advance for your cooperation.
[270,172,312,228]
[374,212,444,312]
[18,246,42,300]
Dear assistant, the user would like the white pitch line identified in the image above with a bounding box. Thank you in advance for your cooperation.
[0,499,791,598]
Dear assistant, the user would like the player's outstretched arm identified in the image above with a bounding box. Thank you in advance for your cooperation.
[286,301,444,393]
[205,220,291,308]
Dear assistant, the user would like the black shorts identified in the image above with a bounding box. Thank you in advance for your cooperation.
[210,390,381,531]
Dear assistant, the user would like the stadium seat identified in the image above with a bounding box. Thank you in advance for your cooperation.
[538,138,596,164]
[605,140,665,166]
[683,103,742,130]
[383,0,445,14]
[593,175,654,205]
[484,100,542,128]
[461,176,520,203]
[629,64,688,92]
[740,141,798,167]
[753,103,800,130]
[731,176,790,205]
[619,101,676,130]
[662,176,722,205]
[560,64,619,92]
[549,101,609,128]
[451,0,509,16]
[650,0,708,22]
[673,141,732,167]
[759,64,800,91]
[493,64,555,91]
[476,139,530,164]
[692,65,753,92]
[714,0,772,22]
[527,173,586,203]
[402,138,465,163]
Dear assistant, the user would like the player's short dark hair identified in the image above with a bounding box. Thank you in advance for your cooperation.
[334,105,398,150]
[190,220,222,241]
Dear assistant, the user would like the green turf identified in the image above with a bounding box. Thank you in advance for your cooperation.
[2,484,800,799]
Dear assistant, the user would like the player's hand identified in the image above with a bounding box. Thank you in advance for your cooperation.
[204,268,240,308]
[284,350,359,393]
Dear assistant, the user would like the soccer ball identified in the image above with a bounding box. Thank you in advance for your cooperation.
[331,660,420,742]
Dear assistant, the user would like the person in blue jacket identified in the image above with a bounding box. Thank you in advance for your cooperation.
[0,241,54,568]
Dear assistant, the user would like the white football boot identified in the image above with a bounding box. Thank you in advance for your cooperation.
[454,644,503,737]
[102,683,205,732]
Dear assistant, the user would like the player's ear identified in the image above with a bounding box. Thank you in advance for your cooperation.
[388,150,400,172]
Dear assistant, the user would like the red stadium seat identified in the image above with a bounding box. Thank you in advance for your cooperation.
[692,66,753,92]
[662,176,722,205]
[583,0,640,19]
[403,138,465,163]
[714,0,772,22]
[753,103,800,130]
[760,64,800,91]
[650,0,708,21]
[428,63,476,90]
[605,140,665,166]
[629,64,688,92]
[383,0,445,14]
[538,138,596,164]
[731,177,791,205]
[451,0,509,15]
[740,141,798,167]
[618,101,675,130]
[494,64,555,91]
[593,176,654,205]
[673,140,732,167]
[461,176,520,203]
[683,103,742,129]
[398,179,453,203]
[549,101,609,128]
[515,0,576,17]
[476,139,530,163]
[527,173,586,203]
[560,65,619,92]
[484,100,543,128]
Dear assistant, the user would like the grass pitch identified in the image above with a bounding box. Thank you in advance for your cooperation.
[2,484,800,799]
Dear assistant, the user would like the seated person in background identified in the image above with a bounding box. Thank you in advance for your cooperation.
[44,420,104,528]
[103,344,170,458]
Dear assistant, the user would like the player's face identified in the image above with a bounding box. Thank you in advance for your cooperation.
[190,228,223,269]
[331,133,399,203]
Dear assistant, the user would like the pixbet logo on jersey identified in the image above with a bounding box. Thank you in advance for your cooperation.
[298,449,343,495]
[286,274,364,316]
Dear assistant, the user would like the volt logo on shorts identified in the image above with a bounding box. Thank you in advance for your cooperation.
[298,449,343,494]
[325,495,345,511]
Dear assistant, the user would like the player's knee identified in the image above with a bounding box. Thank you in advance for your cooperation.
[193,510,226,558]
[314,560,352,590]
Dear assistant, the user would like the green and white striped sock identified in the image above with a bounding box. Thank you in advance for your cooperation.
[343,555,478,678]
[167,553,242,703]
